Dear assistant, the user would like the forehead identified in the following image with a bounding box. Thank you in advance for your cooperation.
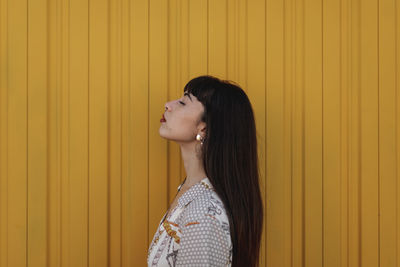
[183,92,194,102]
[183,92,203,111]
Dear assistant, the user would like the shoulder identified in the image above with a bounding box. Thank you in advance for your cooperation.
[179,190,231,237]
[175,190,233,266]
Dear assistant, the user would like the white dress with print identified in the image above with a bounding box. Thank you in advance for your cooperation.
[147,177,233,267]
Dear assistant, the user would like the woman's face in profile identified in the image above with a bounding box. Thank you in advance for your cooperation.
[159,92,206,144]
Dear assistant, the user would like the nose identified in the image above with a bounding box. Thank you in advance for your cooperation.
[164,99,175,111]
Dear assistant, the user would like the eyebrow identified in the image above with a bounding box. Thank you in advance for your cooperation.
[184,92,193,102]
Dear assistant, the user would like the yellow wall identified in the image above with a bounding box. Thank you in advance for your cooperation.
[0,0,399,266]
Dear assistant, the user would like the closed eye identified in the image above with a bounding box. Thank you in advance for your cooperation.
[179,101,185,105]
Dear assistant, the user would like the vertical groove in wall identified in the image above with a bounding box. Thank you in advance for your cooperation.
[57,0,60,264]
[341,0,350,265]
[120,0,123,256]
[57,0,61,264]
[26,0,29,264]
[339,0,343,263]
[4,0,6,259]
[322,0,327,262]
[179,0,183,177]
[186,1,189,79]
[187,0,190,76]
[181,0,184,177]
[282,0,288,264]
[396,0,399,263]
[106,0,110,264]
[302,0,305,264]
[127,0,131,262]
[46,0,50,262]
[344,0,350,262]
[175,0,178,97]
[321,0,324,267]
[264,0,267,263]
[67,0,71,262]
[0,0,9,264]
[0,0,2,265]
[57,0,60,265]
[350,0,355,265]
[321,0,324,263]
[377,0,380,264]
[290,0,294,263]
[0,0,1,267]
[357,0,361,262]
[5,0,8,256]
[339,0,343,264]
[348,0,354,267]
[118,0,122,261]
[235,0,238,79]
[125,0,130,263]
[177,0,181,183]
[231,0,234,80]
[87,0,90,265]
[245,0,248,89]
[1,0,4,264]
[147,0,150,249]
[178,0,181,93]
[397,0,400,264]
[119,0,123,262]
[223,0,229,76]
[166,0,169,202]
[166,0,170,194]
[62,0,65,266]
[207,0,209,74]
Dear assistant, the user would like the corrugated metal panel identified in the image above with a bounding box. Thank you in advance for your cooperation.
[0,0,399,266]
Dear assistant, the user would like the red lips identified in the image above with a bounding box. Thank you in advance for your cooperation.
[160,114,166,122]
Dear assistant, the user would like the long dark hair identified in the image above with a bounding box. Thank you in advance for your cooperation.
[183,75,264,267]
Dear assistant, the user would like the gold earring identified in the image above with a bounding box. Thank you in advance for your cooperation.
[196,134,203,145]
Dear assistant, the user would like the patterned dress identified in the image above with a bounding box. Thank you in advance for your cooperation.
[147,177,233,267]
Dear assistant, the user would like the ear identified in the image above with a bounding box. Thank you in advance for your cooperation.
[197,121,207,133]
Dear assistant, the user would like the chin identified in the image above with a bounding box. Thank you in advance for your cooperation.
[158,128,170,139]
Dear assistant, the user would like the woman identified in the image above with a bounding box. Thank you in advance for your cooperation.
[147,75,264,267]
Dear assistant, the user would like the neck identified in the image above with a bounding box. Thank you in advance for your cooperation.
[179,141,207,189]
